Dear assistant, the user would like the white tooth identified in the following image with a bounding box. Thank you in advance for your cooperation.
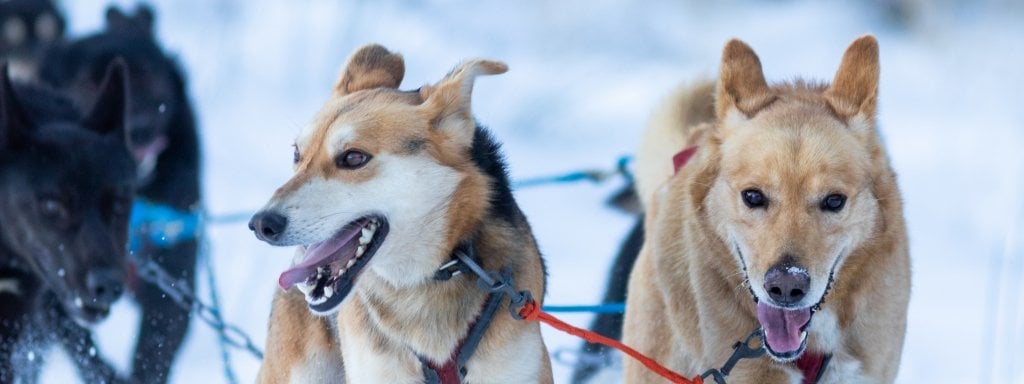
[296,282,313,295]
[801,331,808,342]
[323,286,334,297]
[356,245,366,257]
[346,259,356,268]
[360,229,372,245]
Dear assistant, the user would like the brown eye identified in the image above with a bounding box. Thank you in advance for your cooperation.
[821,194,847,212]
[336,150,371,169]
[741,189,767,209]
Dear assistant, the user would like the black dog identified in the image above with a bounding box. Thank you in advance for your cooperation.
[0,0,65,80]
[40,5,202,383]
[0,61,133,383]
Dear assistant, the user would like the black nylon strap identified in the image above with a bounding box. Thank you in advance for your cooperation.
[420,354,442,384]
[455,290,505,379]
[420,241,506,383]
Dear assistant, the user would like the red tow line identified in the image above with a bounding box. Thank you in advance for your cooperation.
[517,300,704,384]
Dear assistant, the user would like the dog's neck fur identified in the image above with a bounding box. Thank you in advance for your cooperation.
[342,125,543,364]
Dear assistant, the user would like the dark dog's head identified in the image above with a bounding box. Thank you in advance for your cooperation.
[0,0,65,77]
[40,4,182,184]
[0,61,134,324]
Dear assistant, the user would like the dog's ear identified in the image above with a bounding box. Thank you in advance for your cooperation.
[105,6,129,26]
[826,35,879,120]
[419,59,507,146]
[0,64,32,149]
[333,44,405,96]
[135,5,156,33]
[82,59,129,146]
[716,39,774,120]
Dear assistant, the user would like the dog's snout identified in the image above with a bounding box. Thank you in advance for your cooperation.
[85,268,124,306]
[250,211,288,243]
[763,264,810,306]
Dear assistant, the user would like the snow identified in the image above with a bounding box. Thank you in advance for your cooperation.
[38,0,1024,383]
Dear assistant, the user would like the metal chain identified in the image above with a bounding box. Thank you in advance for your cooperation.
[131,252,265,360]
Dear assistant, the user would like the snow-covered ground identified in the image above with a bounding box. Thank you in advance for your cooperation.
[38,0,1024,382]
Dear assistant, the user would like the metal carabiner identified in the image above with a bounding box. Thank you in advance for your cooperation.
[700,328,767,384]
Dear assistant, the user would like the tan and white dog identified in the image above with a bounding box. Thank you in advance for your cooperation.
[249,44,552,383]
[623,36,911,383]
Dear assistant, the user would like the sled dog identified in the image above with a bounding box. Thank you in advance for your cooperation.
[250,44,553,383]
[623,36,910,383]
[0,61,133,383]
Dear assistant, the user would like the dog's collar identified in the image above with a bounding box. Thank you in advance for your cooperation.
[703,328,832,384]
[673,146,699,174]
[434,242,478,281]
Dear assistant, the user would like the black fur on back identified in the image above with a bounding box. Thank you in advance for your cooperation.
[470,124,519,224]
[469,124,548,287]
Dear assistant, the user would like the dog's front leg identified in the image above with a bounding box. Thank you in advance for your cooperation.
[131,241,197,384]
[44,295,126,384]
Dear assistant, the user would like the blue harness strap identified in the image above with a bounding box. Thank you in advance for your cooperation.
[129,199,202,253]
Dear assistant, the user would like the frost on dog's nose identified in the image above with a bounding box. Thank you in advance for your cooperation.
[249,211,288,243]
[763,262,810,307]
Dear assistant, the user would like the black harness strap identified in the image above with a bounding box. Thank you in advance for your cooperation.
[420,243,506,384]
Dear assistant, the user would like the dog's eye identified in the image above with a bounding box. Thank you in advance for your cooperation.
[336,150,371,169]
[40,197,69,220]
[741,189,767,209]
[821,194,847,212]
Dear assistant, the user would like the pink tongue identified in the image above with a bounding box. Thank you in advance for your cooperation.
[756,301,811,354]
[277,224,363,289]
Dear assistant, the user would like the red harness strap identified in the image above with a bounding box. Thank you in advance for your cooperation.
[796,351,831,384]
[673,146,699,174]
[423,328,471,384]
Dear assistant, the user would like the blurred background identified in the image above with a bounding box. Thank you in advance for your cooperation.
[30,0,1024,382]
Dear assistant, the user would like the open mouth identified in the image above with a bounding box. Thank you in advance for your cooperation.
[756,301,812,361]
[277,216,388,314]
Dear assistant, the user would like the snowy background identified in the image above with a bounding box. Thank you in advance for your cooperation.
[38,0,1024,383]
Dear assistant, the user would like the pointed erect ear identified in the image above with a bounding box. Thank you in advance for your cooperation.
[1,63,32,149]
[826,35,879,119]
[135,5,156,32]
[83,58,129,144]
[419,59,507,146]
[333,44,405,96]
[716,39,774,119]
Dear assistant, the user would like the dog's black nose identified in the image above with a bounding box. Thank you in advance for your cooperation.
[250,211,288,242]
[85,268,124,306]
[763,264,810,306]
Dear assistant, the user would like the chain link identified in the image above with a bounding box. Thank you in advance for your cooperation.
[131,253,265,360]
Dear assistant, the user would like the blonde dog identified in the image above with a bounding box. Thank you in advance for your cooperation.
[624,36,910,383]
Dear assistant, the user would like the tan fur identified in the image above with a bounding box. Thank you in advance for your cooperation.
[623,36,910,383]
[258,45,552,383]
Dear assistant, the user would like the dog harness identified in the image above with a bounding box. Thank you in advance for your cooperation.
[796,352,831,384]
[126,199,202,292]
[419,243,507,384]
[128,199,201,253]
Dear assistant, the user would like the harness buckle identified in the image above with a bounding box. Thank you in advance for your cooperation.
[701,328,766,384]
